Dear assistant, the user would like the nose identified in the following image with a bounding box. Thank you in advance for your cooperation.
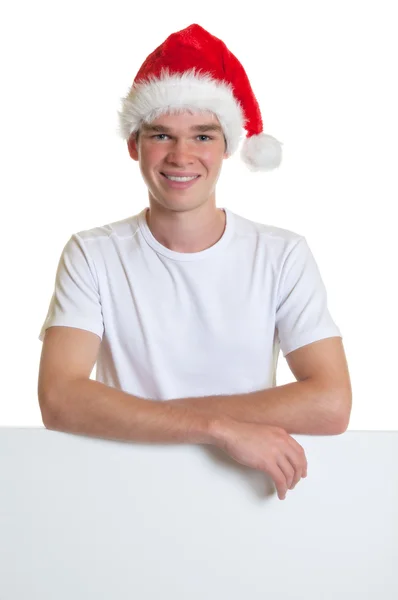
[165,139,195,166]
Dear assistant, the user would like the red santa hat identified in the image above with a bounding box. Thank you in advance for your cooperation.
[117,24,283,172]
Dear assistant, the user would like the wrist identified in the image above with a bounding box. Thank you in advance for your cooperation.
[206,416,236,448]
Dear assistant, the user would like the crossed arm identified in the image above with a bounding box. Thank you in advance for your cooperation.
[168,337,352,436]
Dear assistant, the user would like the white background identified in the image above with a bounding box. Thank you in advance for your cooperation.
[1,1,397,428]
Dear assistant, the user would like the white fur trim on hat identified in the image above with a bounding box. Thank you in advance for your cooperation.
[117,67,246,156]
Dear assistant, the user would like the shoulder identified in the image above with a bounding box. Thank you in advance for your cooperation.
[229,209,304,257]
[74,214,140,245]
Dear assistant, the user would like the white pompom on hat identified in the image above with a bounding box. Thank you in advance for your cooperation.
[117,24,283,172]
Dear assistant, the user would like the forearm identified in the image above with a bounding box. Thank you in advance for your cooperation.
[43,378,222,446]
[168,379,345,435]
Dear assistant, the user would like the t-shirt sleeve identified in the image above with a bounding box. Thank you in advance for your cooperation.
[275,236,342,357]
[38,233,104,342]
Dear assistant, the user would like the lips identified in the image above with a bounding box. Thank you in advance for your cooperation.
[160,172,201,189]
[161,172,200,178]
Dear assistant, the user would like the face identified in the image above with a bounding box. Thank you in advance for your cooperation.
[127,111,229,213]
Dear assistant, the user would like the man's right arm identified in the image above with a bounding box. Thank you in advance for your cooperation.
[44,377,225,446]
[38,326,307,501]
[38,326,225,447]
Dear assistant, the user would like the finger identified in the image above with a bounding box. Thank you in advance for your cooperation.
[287,438,308,479]
[283,449,304,489]
[270,465,288,500]
[289,469,302,489]
[286,456,302,490]
[276,457,295,495]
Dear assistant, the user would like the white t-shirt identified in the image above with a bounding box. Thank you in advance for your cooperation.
[38,207,342,400]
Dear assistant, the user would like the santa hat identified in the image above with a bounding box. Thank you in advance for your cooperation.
[117,24,283,172]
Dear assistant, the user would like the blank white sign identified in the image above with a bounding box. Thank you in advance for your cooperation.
[0,429,396,599]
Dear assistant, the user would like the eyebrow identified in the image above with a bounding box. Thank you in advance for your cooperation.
[141,123,223,134]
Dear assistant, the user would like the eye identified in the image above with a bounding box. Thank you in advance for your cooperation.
[151,134,214,141]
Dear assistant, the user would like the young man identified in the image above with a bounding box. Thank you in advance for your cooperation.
[37,24,351,501]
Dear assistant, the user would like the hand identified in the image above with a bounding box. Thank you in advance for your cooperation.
[213,418,308,500]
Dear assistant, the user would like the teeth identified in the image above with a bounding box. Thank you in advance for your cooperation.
[164,175,198,182]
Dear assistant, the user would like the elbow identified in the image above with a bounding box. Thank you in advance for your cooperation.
[38,393,59,430]
[334,392,352,434]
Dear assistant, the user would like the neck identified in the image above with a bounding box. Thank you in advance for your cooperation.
[145,204,226,253]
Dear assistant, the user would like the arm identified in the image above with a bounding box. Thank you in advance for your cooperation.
[39,326,221,447]
[169,337,352,436]
[169,378,342,436]
[45,377,222,446]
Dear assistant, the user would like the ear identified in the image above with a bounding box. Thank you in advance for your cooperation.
[127,134,139,161]
[223,138,230,160]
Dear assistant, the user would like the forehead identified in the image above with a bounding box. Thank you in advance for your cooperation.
[141,110,223,133]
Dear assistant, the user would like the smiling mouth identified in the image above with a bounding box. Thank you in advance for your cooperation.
[159,173,202,190]
[161,173,201,180]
